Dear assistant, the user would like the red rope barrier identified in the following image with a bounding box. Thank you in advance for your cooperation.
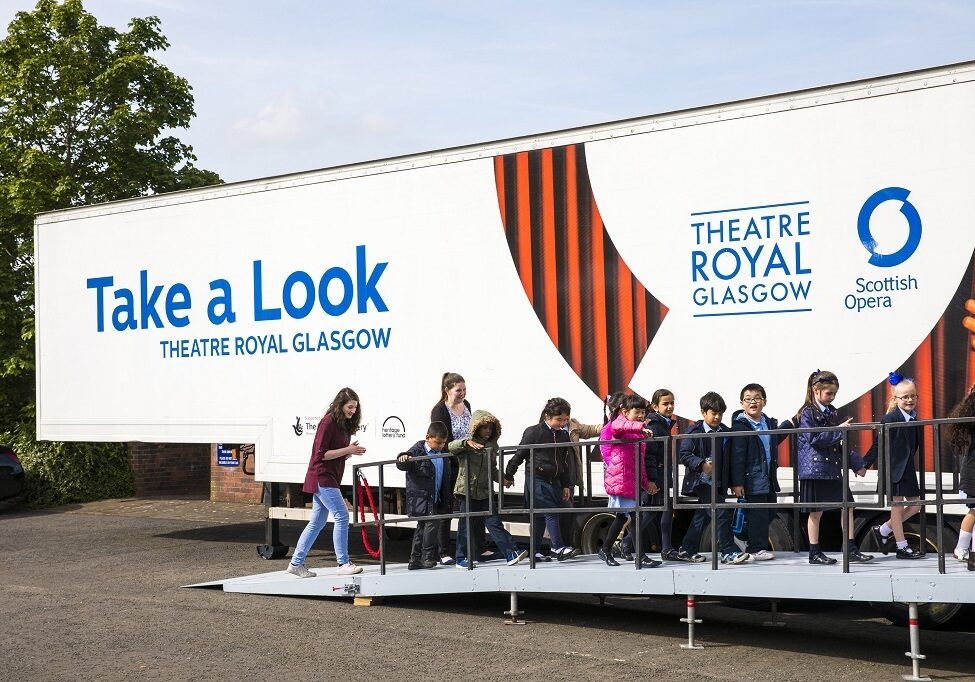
[356,472,381,559]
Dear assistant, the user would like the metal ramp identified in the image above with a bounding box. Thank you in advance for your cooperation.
[186,552,975,603]
[187,553,973,680]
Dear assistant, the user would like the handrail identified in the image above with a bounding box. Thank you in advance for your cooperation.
[349,415,975,576]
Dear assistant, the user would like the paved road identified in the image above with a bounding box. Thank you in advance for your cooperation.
[2,498,973,681]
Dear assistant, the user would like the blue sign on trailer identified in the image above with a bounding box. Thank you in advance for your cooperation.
[216,444,239,467]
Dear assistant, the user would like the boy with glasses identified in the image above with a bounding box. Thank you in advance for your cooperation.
[729,384,790,561]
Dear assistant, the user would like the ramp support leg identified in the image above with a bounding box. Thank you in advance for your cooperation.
[763,599,786,628]
[679,595,704,649]
[903,602,931,682]
[504,591,525,626]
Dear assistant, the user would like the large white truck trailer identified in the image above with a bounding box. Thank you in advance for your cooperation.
[36,61,975,626]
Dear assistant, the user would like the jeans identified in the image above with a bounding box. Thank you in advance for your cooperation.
[291,485,350,567]
[456,496,518,561]
[529,478,565,550]
[743,491,776,553]
[680,484,737,555]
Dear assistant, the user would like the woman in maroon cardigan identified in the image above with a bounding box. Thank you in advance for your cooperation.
[288,387,366,578]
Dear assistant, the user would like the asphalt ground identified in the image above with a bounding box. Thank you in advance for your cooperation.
[2,497,973,682]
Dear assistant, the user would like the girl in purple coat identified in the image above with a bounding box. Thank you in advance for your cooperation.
[599,394,661,568]
[795,370,872,565]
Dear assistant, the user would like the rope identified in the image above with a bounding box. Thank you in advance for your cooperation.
[356,470,381,559]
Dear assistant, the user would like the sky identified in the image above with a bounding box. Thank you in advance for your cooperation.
[2,1,975,183]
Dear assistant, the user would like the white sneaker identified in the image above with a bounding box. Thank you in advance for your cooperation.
[337,562,363,575]
[751,549,775,561]
[954,547,970,562]
[286,563,316,578]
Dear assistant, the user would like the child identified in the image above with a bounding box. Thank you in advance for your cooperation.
[945,385,975,570]
[289,387,366,578]
[599,394,661,567]
[795,370,872,565]
[450,410,528,568]
[863,372,925,560]
[728,383,790,561]
[645,389,679,561]
[396,421,452,570]
[504,397,580,561]
[677,392,749,564]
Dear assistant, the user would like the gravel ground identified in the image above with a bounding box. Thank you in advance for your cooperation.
[1,497,973,682]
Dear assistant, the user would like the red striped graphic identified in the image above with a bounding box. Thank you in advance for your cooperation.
[493,145,668,399]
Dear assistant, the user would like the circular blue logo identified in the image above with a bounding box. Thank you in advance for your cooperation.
[857,187,922,268]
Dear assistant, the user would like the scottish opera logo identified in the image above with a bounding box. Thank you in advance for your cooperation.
[857,187,922,268]
[844,187,921,313]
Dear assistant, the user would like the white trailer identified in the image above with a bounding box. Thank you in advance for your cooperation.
[37,61,975,629]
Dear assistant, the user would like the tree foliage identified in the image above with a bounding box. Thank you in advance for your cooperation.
[0,0,221,505]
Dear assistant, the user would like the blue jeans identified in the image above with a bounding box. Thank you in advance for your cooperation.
[529,478,565,551]
[680,484,737,555]
[456,496,518,561]
[291,485,350,566]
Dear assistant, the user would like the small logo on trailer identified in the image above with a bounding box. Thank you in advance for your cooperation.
[857,187,922,268]
[381,415,406,439]
[292,417,303,436]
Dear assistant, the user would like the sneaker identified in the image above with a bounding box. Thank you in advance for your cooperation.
[661,548,681,562]
[639,554,663,568]
[505,549,529,566]
[871,525,893,556]
[479,549,502,562]
[455,558,476,569]
[848,548,874,563]
[676,549,706,563]
[337,562,363,575]
[953,547,970,562]
[439,556,456,566]
[751,549,775,561]
[598,548,620,566]
[286,563,316,578]
[809,551,837,565]
[720,551,750,565]
[554,546,581,561]
[895,546,925,560]
[534,552,552,563]
[617,542,633,562]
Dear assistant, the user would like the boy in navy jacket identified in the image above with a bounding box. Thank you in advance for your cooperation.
[677,392,749,564]
[396,421,452,570]
[728,383,791,561]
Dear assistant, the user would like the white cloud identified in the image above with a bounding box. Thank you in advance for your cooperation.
[232,94,306,142]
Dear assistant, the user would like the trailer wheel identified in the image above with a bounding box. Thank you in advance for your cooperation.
[865,520,971,628]
[580,512,617,555]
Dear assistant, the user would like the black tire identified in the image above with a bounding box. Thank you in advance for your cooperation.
[580,512,618,555]
[863,519,972,629]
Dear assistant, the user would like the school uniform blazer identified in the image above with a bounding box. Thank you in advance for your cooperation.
[863,409,919,483]
[396,439,453,517]
[678,421,729,495]
[729,411,788,496]
[505,422,572,489]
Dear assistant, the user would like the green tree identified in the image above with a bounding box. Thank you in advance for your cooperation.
[0,0,221,505]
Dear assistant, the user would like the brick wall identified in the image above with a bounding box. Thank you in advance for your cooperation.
[128,442,210,497]
[209,444,265,503]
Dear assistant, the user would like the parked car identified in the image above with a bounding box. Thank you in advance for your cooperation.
[0,444,24,501]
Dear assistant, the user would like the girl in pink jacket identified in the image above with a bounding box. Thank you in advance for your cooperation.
[599,394,662,567]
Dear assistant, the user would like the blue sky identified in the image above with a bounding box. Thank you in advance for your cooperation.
[2,1,975,182]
